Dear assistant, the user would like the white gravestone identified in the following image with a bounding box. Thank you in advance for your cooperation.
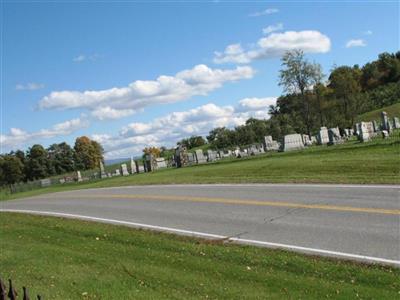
[130,157,136,174]
[195,150,207,164]
[317,127,329,145]
[99,161,107,179]
[77,171,83,182]
[264,136,279,151]
[121,164,129,176]
[283,134,305,152]
[156,157,167,168]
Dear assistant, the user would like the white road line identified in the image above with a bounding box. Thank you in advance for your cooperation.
[79,183,400,191]
[1,208,399,267]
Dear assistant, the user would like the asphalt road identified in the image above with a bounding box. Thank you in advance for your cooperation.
[1,184,399,266]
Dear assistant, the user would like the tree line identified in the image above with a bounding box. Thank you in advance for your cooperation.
[0,136,104,185]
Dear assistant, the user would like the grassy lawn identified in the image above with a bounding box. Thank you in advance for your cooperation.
[1,137,399,201]
[1,213,399,299]
[357,102,400,122]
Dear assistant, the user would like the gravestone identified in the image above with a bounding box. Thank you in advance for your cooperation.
[99,161,107,179]
[144,154,157,172]
[121,164,129,176]
[115,169,121,176]
[381,111,390,132]
[393,117,400,129]
[381,130,389,138]
[134,160,140,173]
[311,136,317,144]
[195,149,207,164]
[358,122,375,142]
[138,164,145,173]
[156,157,167,168]
[328,127,343,145]
[264,136,279,151]
[187,152,196,165]
[130,157,136,174]
[282,134,304,152]
[301,134,312,146]
[239,151,248,158]
[372,121,379,132]
[207,150,218,161]
[316,127,329,145]
[175,145,189,168]
[40,178,51,187]
[77,171,83,182]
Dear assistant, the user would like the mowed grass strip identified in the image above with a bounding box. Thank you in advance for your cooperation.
[1,213,399,299]
[2,138,399,201]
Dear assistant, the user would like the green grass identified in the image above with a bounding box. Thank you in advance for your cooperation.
[1,213,398,299]
[357,102,400,122]
[2,137,399,201]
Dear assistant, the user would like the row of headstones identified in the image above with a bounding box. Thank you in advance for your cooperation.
[174,142,275,168]
[281,111,400,150]
[97,156,169,178]
[355,112,400,142]
[279,127,346,152]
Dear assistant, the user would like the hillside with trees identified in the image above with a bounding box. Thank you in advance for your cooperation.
[203,51,400,149]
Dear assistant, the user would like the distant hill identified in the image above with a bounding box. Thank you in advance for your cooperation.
[357,102,400,122]
[104,158,130,166]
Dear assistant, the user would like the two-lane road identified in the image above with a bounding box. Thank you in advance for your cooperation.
[1,184,399,266]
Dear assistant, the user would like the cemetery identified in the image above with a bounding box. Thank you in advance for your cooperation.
[4,111,399,199]
[47,111,400,176]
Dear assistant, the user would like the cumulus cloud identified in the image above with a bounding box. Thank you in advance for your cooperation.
[1,117,89,150]
[91,97,276,158]
[346,39,366,48]
[38,64,255,119]
[91,107,135,120]
[214,30,331,64]
[262,23,284,34]
[363,30,373,35]
[249,8,279,17]
[15,83,45,91]
[237,97,277,111]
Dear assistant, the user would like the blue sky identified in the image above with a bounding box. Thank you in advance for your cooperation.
[2,1,399,158]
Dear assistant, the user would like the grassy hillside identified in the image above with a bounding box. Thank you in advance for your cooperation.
[2,137,399,201]
[357,102,400,122]
[1,213,398,299]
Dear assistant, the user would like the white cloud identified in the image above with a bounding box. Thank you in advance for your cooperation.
[1,118,89,150]
[91,97,275,158]
[249,8,279,17]
[262,23,284,34]
[73,55,86,62]
[214,30,331,64]
[237,97,277,111]
[73,54,101,63]
[15,83,44,91]
[91,107,135,120]
[363,30,373,35]
[346,39,367,48]
[38,64,255,116]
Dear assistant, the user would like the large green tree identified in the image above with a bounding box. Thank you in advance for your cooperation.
[48,142,75,174]
[279,49,323,136]
[25,145,50,180]
[328,66,362,127]
[0,154,25,185]
[74,136,104,170]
